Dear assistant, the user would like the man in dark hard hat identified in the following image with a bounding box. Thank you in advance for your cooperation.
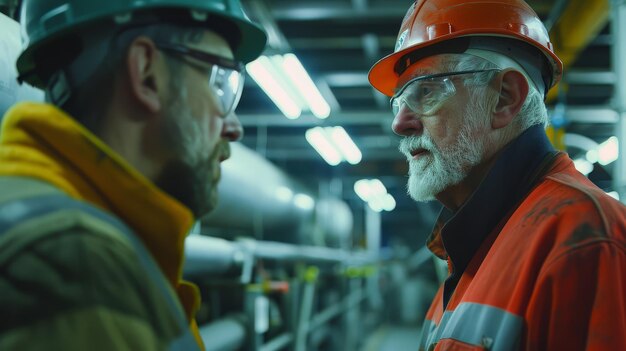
[369,0,626,350]
[0,0,266,349]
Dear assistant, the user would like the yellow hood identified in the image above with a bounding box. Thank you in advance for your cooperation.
[0,102,202,336]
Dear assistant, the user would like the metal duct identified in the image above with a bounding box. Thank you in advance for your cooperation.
[203,142,353,245]
[0,13,44,120]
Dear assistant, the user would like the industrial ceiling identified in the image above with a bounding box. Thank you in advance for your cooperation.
[0,0,617,249]
[234,0,618,247]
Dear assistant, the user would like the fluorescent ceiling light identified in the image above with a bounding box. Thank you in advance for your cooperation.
[247,54,332,120]
[294,193,315,210]
[246,56,301,119]
[269,55,307,108]
[354,179,387,200]
[368,199,384,213]
[306,127,342,166]
[597,136,619,166]
[586,149,598,164]
[282,54,331,119]
[306,126,362,166]
[573,158,594,176]
[354,179,395,212]
[607,191,620,201]
[369,179,387,197]
[382,194,396,212]
[354,179,373,202]
[329,127,362,164]
[583,136,619,167]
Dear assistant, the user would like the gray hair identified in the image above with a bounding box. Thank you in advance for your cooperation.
[436,53,548,136]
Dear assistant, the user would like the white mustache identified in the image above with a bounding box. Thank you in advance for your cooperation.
[398,135,436,158]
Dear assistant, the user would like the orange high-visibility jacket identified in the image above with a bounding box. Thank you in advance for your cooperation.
[419,126,626,351]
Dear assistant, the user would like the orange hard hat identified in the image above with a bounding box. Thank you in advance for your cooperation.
[368,0,563,97]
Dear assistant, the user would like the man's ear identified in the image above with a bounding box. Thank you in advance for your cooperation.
[126,36,164,114]
[491,69,529,130]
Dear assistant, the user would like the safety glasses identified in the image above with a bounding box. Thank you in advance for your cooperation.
[390,69,500,116]
[156,42,245,118]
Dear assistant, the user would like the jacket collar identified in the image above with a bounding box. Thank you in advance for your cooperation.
[426,124,557,273]
[0,102,195,292]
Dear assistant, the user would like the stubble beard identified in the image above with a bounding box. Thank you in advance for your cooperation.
[155,85,226,219]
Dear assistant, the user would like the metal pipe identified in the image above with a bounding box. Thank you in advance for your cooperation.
[240,239,377,265]
[198,315,247,351]
[260,333,293,351]
[183,236,242,276]
[184,236,378,278]
[543,0,570,32]
[308,288,366,332]
[294,268,318,351]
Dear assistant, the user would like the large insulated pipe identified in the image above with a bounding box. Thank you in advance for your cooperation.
[203,142,312,236]
[203,142,353,245]
[183,235,244,277]
[183,236,377,279]
[0,13,44,119]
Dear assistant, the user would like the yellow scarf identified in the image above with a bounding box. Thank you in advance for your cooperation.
[0,102,204,347]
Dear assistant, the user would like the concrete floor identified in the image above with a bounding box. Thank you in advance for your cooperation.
[362,325,422,351]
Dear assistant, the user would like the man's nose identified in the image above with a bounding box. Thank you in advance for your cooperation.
[222,112,243,141]
[391,104,423,137]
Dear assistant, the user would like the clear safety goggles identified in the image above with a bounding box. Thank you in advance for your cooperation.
[156,42,245,118]
[390,69,500,116]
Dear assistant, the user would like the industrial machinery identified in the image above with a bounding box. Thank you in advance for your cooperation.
[184,142,387,351]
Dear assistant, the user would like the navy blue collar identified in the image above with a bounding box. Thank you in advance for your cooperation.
[427,125,557,306]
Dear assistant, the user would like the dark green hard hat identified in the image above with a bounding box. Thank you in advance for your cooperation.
[17,0,267,87]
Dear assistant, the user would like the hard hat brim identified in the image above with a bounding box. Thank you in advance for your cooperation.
[368,30,562,97]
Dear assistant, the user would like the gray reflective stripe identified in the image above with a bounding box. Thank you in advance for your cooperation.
[421,302,522,351]
[418,319,435,351]
[425,309,453,347]
[0,194,200,351]
[170,329,201,351]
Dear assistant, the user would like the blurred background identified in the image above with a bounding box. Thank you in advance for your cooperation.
[1,0,624,350]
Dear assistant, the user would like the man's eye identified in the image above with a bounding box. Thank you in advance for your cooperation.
[419,86,433,98]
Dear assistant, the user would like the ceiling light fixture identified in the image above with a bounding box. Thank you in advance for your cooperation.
[305,127,342,166]
[354,179,395,212]
[282,54,331,119]
[306,126,362,166]
[247,54,332,119]
[246,56,301,119]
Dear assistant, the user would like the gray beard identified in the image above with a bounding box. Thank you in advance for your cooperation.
[400,112,488,202]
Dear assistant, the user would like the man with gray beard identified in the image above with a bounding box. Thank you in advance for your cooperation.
[369,0,626,350]
[0,0,266,349]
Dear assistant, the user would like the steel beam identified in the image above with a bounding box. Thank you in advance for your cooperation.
[547,0,611,102]
[238,107,617,127]
[612,0,626,202]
